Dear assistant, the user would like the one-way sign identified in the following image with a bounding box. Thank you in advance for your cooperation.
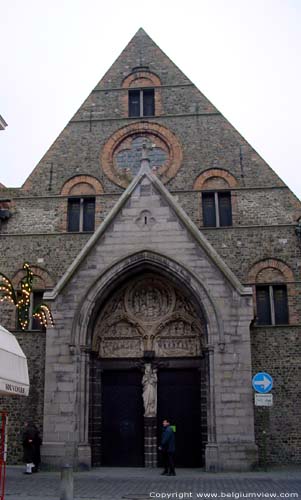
[252,372,273,393]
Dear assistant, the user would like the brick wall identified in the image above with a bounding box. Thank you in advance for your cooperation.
[251,326,301,464]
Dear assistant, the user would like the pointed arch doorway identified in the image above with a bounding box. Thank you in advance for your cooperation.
[89,271,208,467]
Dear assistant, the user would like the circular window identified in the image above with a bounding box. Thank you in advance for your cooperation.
[101,122,183,188]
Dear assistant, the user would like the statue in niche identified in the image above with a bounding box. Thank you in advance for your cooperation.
[142,363,157,417]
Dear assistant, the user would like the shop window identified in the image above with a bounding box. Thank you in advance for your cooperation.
[129,89,155,117]
[256,284,289,325]
[202,191,232,227]
[67,197,95,232]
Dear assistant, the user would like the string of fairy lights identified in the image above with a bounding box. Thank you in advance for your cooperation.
[0,262,54,330]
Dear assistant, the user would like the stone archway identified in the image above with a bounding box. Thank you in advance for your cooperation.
[89,271,208,467]
[67,250,224,470]
[42,250,256,471]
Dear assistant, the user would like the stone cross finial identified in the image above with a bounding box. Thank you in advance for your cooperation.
[139,142,152,174]
[141,142,152,159]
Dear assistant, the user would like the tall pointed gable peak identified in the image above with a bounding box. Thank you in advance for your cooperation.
[133,27,152,38]
[95,27,193,90]
[130,27,161,48]
[137,27,148,35]
[45,168,251,301]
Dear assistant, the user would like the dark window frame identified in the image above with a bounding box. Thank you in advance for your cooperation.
[255,283,289,326]
[202,191,232,227]
[67,196,95,233]
[129,88,155,117]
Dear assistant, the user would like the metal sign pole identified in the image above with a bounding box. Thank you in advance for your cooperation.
[252,372,273,472]
[262,410,268,471]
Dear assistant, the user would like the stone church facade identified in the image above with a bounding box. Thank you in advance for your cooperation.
[0,29,300,471]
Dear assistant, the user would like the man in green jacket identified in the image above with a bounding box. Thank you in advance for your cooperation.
[159,419,176,476]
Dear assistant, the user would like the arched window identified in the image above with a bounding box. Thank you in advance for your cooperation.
[194,169,238,227]
[121,70,162,118]
[248,260,294,326]
[61,176,103,233]
[128,88,155,117]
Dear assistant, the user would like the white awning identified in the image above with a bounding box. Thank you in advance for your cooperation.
[0,325,29,396]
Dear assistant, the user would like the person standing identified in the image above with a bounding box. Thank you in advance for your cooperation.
[159,419,176,476]
[32,424,42,472]
[22,422,36,474]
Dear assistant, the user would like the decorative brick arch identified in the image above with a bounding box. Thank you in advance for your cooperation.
[12,265,54,289]
[248,259,294,283]
[120,70,163,117]
[122,71,161,89]
[193,169,238,190]
[61,175,103,196]
[100,122,183,188]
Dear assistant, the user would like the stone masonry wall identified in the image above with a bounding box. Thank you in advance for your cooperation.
[251,326,301,464]
[19,114,289,197]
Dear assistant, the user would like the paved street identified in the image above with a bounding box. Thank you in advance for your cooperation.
[3,466,301,500]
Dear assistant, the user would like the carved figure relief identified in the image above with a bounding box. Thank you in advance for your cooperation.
[125,277,175,320]
[92,273,205,358]
[142,364,157,417]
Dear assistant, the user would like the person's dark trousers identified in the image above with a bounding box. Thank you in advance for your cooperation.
[161,451,169,473]
[167,452,175,474]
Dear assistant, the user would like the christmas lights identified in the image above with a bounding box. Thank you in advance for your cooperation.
[0,262,54,330]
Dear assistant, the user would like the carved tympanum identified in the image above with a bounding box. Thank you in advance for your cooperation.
[125,277,175,320]
[92,273,205,358]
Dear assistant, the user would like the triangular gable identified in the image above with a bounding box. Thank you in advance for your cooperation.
[45,163,251,300]
[21,28,219,193]
[95,28,194,89]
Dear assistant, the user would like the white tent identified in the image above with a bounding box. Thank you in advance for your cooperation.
[0,325,29,396]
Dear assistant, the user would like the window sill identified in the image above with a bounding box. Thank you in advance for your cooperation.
[251,324,293,329]
[200,225,233,229]
[67,231,95,234]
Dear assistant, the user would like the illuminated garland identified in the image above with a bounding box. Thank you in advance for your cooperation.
[32,303,54,328]
[17,262,34,330]
[0,262,54,330]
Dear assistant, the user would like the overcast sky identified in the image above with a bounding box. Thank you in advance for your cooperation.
[1,0,300,199]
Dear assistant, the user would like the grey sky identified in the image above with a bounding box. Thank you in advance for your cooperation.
[0,0,300,200]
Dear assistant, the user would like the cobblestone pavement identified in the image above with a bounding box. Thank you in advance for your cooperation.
[3,466,301,500]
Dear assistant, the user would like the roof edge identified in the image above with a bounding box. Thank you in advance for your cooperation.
[44,170,251,301]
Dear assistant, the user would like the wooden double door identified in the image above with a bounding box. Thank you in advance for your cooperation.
[100,368,202,467]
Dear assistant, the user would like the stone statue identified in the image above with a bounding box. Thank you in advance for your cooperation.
[142,363,157,417]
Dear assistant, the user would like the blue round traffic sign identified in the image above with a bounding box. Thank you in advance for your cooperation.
[252,372,273,394]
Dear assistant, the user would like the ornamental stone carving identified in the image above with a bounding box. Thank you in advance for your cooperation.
[125,277,175,321]
[92,274,205,358]
[135,210,156,230]
[156,337,200,357]
[101,338,143,358]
